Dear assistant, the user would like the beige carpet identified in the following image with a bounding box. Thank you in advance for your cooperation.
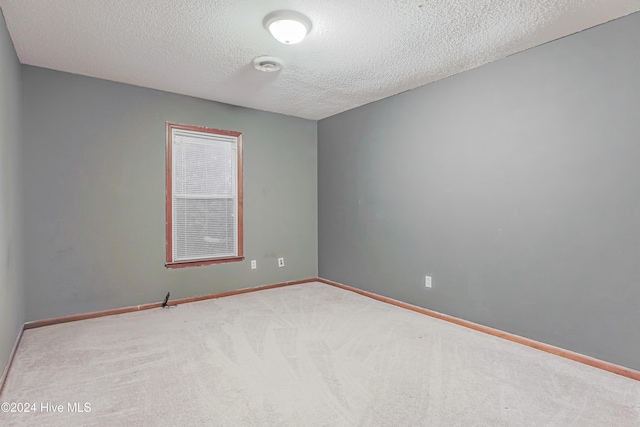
[1,281,638,426]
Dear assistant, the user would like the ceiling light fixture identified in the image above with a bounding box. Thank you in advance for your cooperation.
[263,10,312,45]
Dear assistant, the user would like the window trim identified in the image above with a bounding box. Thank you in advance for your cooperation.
[165,122,244,268]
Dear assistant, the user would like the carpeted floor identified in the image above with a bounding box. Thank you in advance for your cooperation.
[1,281,639,426]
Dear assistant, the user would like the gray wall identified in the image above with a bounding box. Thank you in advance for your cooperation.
[318,12,640,370]
[22,66,317,321]
[0,10,24,377]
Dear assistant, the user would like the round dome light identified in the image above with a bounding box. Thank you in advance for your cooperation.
[264,11,312,45]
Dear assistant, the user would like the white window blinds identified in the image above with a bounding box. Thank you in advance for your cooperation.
[171,128,238,262]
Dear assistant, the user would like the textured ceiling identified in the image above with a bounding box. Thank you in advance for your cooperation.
[1,1,639,120]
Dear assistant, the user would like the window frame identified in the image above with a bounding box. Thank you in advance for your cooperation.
[165,122,244,268]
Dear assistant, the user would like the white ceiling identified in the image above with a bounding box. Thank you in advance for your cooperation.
[1,1,639,120]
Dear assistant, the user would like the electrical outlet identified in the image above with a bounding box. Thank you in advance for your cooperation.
[425,275,432,288]
[278,257,285,268]
[251,260,257,269]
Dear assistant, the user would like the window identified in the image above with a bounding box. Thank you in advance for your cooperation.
[166,122,243,268]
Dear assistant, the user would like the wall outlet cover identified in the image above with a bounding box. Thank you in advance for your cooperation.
[251,260,257,269]
[278,257,285,268]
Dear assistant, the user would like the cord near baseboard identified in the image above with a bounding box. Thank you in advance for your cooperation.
[161,292,177,308]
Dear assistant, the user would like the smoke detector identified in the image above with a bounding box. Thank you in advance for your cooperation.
[253,56,283,72]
